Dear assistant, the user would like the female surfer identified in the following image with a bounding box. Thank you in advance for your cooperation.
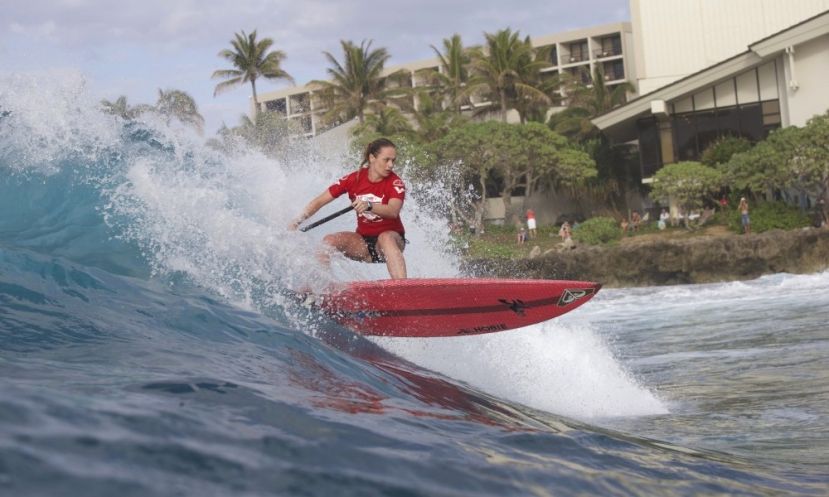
[289,138,407,279]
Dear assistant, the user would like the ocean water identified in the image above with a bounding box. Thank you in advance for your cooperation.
[1,73,828,496]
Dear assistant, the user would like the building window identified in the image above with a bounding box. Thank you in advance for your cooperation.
[265,98,287,116]
[737,103,764,142]
[660,99,781,165]
[301,115,313,134]
[602,60,625,81]
[567,66,592,85]
[597,35,622,57]
[694,111,721,155]
[715,107,741,138]
[674,114,697,161]
[414,67,438,87]
[384,71,413,90]
[568,41,588,63]
[289,93,310,114]
[762,100,781,126]
[637,117,661,179]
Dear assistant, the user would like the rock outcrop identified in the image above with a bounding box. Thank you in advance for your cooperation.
[465,228,829,287]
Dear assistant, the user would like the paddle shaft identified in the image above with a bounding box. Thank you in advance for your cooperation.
[299,205,354,232]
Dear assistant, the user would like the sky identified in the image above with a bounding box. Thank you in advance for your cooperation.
[0,0,629,134]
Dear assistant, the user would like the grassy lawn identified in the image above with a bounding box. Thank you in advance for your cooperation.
[457,217,736,260]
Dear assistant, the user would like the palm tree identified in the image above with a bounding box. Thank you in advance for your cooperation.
[212,30,294,117]
[408,90,468,142]
[549,65,633,142]
[207,112,301,157]
[354,106,414,137]
[430,34,472,113]
[468,29,549,122]
[512,47,572,124]
[100,95,135,119]
[546,65,638,206]
[311,39,392,125]
[569,65,633,116]
[155,89,205,133]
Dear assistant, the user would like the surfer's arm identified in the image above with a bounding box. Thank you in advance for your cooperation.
[289,191,335,230]
[354,197,402,219]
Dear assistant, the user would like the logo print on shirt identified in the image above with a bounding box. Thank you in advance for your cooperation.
[393,179,405,194]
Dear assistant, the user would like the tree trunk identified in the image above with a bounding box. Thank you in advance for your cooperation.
[473,201,486,234]
[251,79,259,118]
[501,165,520,224]
[501,189,514,225]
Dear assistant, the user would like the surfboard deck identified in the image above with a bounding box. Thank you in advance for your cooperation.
[297,278,600,338]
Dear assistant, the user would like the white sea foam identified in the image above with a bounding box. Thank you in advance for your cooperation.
[372,319,669,420]
[108,136,462,301]
[0,71,122,174]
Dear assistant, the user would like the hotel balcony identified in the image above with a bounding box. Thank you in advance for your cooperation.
[594,47,623,59]
[601,60,626,82]
[564,52,590,64]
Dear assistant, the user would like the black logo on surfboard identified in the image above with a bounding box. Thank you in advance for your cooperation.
[557,288,596,306]
[498,298,528,316]
[457,323,508,335]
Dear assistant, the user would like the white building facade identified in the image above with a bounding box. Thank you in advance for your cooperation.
[595,7,829,182]
[630,0,829,95]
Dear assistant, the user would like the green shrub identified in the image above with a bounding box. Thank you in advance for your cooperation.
[572,216,622,245]
[701,136,753,166]
[726,201,811,233]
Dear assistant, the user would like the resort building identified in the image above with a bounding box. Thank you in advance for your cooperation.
[251,0,829,222]
[595,1,829,182]
[256,22,636,137]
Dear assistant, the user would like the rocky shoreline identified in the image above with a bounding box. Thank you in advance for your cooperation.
[465,227,829,288]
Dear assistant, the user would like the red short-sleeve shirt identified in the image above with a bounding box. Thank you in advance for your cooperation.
[328,168,406,237]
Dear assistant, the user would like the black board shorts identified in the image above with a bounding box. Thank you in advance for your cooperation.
[362,233,407,263]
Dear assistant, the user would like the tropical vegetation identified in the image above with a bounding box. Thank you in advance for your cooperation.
[101,89,204,134]
[426,121,596,230]
[310,40,406,126]
[206,111,302,157]
[571,216,621,245]
[107,26,829,250]
[721,201,811,233]
[211,30,294,117]
[721,112,829,204]
[429,34,472,114]
[466,28,551,123]
[155,89,205,133]
[650,161,724,226]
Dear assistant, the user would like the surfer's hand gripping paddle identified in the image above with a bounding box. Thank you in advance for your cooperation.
[299,205,354,232]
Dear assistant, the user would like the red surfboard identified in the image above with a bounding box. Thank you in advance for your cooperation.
[310,278,600,338]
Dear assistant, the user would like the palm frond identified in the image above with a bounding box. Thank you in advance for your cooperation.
[212,29,294,113]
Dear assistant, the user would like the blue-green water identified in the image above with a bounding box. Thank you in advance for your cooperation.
[1,74,827,496]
